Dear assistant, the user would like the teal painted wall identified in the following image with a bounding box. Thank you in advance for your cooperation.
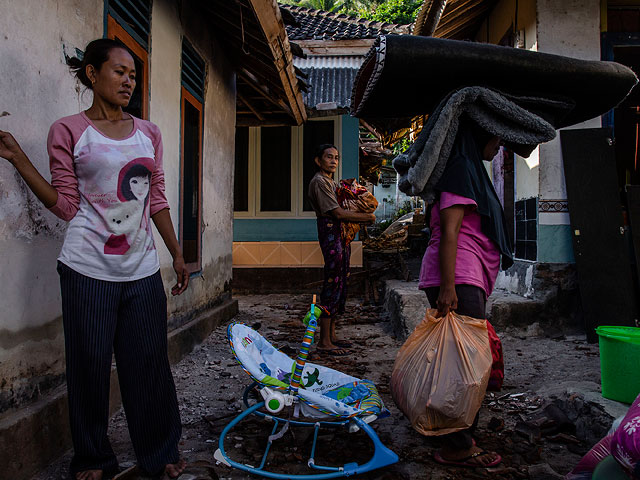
[538,224,575,263]
[234,218,318,241]
[341,114,359,180]
[234,115,359,242]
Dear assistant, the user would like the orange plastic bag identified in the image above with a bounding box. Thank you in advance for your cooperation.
[391,309,492,436]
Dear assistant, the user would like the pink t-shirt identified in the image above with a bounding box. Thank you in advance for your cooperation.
[47,112,170,281]
[419,192,500,297]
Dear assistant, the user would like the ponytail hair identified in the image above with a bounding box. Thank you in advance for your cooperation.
[67,38,132,90]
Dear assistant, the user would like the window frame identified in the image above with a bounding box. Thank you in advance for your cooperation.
[514,196,538,262]
[233,116,341,219]
[255,126,297,217]
[234,127,257,217]
[107,14,149,120]
[179,86,204,274]
[297,116,342,217]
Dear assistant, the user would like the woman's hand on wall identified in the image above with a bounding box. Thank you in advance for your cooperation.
[0,130,27,165]
[0,130,59,207]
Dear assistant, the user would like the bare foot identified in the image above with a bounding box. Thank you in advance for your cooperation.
[316,346,350,356]
[76,470,102,480]
[438,445,500,467]
[165,459,186,478]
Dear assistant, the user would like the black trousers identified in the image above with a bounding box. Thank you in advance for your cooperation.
[425,284,486,450]
[58,262,181,475]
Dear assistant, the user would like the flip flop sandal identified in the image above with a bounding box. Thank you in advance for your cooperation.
[112,466,139,480]
[433,450,502,468]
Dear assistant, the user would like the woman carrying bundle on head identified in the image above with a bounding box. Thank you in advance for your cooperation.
[419,119,512,468]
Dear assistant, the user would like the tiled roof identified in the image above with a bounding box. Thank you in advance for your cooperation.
[281,4,412,41]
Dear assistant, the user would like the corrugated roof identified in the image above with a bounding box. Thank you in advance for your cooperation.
[294,56,364,109]
[281,4,411,40]
[294,55,364,69]
[298,67,359,109]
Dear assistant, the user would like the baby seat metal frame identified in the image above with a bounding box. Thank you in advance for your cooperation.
[214,297,398,479]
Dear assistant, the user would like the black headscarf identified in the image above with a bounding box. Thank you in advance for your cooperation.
[434,119,514,269]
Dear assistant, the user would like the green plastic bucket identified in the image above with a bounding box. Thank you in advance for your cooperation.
[596,326,640,404]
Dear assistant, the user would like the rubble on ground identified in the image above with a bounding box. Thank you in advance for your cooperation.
[34,295,610,480]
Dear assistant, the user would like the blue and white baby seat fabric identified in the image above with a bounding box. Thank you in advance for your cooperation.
[214,302,398,479]
[229,322,387,420]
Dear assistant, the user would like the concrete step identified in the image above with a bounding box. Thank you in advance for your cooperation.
[487,290,546,330]
[384,280,551,340]
[383,280,429,340]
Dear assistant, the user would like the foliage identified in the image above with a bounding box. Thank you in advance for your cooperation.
[395,200,413,218]
[281,0,421,25]
[391,135,412,156]
[279,0,337,11]
[375,219,393,231]
[360,0,421,24]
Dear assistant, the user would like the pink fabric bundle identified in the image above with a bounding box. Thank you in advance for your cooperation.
[567,392,640,479]
[566,434,614,478]
[336,178,378,246]
[611,393,640,478]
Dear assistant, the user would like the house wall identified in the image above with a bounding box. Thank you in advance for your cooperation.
[0,0,235,416]
[476,0,537,48]
[232,114,363,268]
[536,0,601,264]
[373,182,414,221]
[479,0,600,266]
[0,0,102,415]
[476,0,600,295]
[515,150,540,201]
[162,1,236,326]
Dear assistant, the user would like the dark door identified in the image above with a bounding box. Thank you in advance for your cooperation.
[626,185,640,295]
[561,128,638,340]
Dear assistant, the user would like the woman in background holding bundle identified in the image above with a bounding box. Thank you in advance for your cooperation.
[308,144,375,356]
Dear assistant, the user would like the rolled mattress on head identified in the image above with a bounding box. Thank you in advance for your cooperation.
[350,35,638,129]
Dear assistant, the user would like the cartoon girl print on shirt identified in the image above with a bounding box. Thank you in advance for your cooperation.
[104,157,154,255]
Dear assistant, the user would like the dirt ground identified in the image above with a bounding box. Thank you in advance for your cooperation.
[34,293,602,480]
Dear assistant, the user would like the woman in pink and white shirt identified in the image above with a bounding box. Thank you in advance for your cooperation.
[0,39,186,479]
[422,120,513,469]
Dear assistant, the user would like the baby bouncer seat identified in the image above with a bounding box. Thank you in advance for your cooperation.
[214,297,398,479]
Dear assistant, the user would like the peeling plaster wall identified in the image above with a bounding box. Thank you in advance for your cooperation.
[0,0,235,414]
[0,0,101,414]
